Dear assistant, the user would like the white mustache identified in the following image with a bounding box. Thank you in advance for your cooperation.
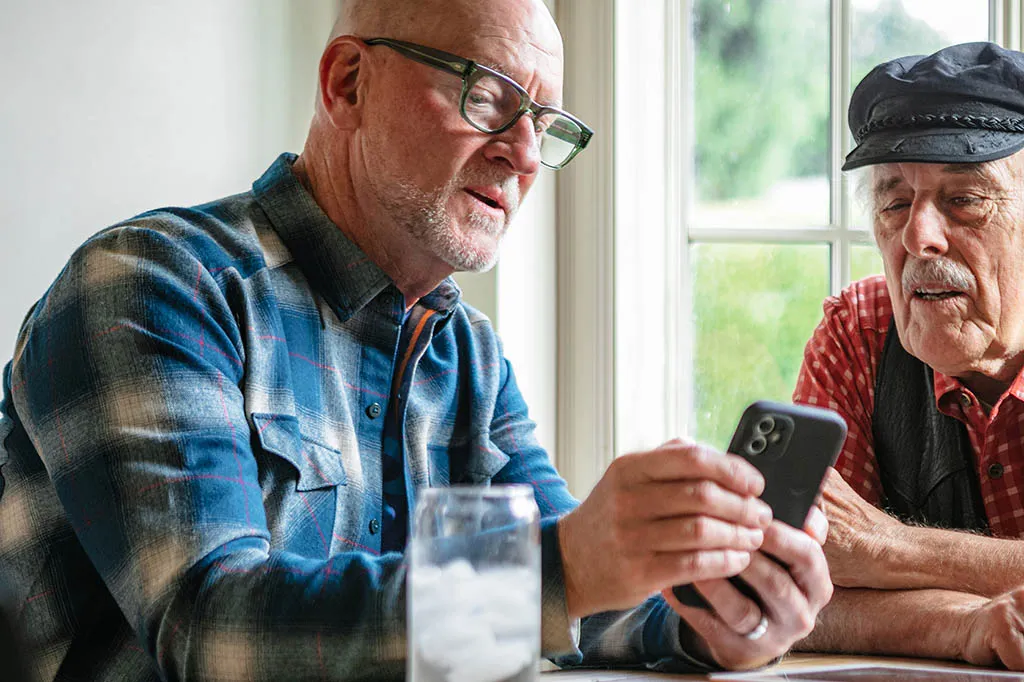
[901,257,975,294]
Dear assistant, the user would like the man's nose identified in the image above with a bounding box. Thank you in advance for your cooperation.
[484,114,542,176]
[902,200,949,258]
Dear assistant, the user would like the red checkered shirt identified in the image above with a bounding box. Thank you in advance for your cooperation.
[793,275,1024,538]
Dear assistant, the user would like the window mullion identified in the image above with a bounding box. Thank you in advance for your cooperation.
[666,0,693,440]
[832,0,854,295]
[993,0,1024,47]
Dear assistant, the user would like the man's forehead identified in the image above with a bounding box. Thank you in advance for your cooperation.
[872,160,1004,192]
[433,6,563,91]
[469,35,563,99]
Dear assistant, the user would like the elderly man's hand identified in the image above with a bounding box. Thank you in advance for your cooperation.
[557,439,773,619]
[819,467,904,589]
[662,507,833,670]
[960,588,1024,670]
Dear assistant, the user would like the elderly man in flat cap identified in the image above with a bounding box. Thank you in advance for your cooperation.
[793,41,1024,669]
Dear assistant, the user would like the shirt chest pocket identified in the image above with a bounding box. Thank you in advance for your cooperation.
[251,413,347,491]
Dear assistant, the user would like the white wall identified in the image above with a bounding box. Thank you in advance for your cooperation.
[0,0,335,354]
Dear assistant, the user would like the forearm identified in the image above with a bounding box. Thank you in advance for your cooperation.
[159,540,408,680]
[881,525,1024,596]
[795,587,983,661]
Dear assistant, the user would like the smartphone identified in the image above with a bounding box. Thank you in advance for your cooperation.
[671,400,847,610]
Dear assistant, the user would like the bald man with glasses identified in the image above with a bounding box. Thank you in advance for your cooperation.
[0,0,829,679]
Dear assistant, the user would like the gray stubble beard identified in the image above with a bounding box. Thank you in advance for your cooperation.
[382,173,518,273]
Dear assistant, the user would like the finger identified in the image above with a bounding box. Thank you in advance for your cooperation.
[737,551,813,636]
[623,443,765,497]
[692,578,764,637]
[626,480,772,528]
[804,506,829,545]
[637,515,764,553]
[758,522,833,612]
[661,586,729,638]
[647,549,752,588]
[662,587,785,671]
[993,627,1024,671]
[821,468,851,503]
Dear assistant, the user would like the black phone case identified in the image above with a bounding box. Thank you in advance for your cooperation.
[672,400,847,610]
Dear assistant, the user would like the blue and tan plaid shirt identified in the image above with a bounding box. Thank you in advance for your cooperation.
[0,154,711,680]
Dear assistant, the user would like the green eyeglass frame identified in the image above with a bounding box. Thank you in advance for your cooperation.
[363,37,593,169]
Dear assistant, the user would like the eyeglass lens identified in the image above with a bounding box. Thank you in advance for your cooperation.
[464,72,583,167]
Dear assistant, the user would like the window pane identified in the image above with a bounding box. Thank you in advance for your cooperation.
[851,0,991,87]
[851,243,884,282]
[693,0,829,228]
[691,243,829,449]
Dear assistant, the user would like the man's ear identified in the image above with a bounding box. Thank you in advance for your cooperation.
[319,36,368,130]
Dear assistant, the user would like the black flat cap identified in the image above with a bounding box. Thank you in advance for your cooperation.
[844,42,1024,171]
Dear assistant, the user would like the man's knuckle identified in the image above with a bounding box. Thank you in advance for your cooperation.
[684,550,712,573]
[764,569,790,598]
[685,447,706,469]
[690,517,712,542]
[738,601,761,629]
[796,612,816,635]
[819,579,835,605]
[693,481,715,505]
[607,454,630,478]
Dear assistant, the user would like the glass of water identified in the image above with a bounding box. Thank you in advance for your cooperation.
[407,485,541,682]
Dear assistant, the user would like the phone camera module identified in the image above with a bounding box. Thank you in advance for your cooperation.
[755,416,776,436]
[745,436,768,456]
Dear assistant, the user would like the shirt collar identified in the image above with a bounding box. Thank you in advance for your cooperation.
[933,366,1024,413]
[252,153,462,321]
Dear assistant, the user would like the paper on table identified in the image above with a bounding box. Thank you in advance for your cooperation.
[711,662,1024,681]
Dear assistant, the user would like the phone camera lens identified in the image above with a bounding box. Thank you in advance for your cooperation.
[746,436,767,456]
[755,416,776,435]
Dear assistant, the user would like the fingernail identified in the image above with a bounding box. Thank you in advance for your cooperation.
[758,503,773,527]
[727,550,752,568]
[745,528,764,547]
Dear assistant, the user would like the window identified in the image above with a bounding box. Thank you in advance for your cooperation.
[687,0,992,448]
[553,0,1012,497]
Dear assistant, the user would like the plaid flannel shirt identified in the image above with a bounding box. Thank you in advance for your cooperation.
[0,154,712,680]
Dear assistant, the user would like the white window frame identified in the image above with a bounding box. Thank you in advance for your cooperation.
[553,0,1018,499]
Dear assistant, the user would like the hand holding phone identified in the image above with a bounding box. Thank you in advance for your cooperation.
[671,400,846,609]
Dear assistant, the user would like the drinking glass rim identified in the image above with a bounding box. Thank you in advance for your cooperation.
[418,484,533,500]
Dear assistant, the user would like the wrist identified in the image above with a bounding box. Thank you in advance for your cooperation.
[947,595,986,663]
[556,514,585,620]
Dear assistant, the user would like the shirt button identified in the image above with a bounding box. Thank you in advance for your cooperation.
[365,402,383,419]
[959,393,972,409]
[988,462,1005,479]
[368,518,381,535]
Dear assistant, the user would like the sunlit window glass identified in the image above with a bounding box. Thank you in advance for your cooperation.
[691,243,829,446]
[693,0,830,229]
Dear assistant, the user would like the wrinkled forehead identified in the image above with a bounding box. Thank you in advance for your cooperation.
[870,158,1016,196]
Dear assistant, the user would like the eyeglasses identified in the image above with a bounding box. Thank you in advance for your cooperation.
[363,37,593,170]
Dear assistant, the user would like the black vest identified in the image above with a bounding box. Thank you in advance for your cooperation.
[872,318,989,532]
